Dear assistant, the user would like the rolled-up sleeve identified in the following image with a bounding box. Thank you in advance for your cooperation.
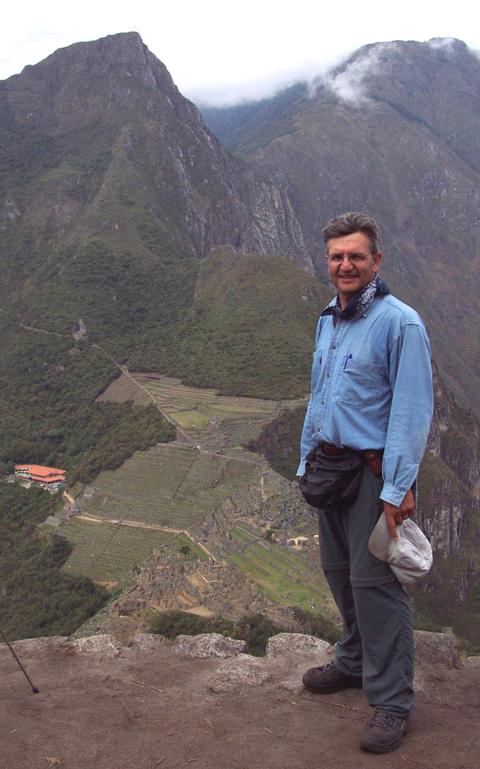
[380,321,433,506]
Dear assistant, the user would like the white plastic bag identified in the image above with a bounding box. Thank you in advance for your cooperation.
[368,513,433,585]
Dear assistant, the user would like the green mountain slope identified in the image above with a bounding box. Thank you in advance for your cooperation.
[0,485,108,640]
[156,247,331,398]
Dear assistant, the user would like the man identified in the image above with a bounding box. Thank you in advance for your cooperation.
[297,212,433,753]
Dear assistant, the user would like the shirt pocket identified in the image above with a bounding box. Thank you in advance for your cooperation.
[336,357,387,408]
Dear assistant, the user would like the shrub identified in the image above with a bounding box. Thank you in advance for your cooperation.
[149,610,234,639]
[234,613,283,656]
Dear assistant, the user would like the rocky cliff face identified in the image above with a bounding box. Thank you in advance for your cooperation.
[0,31,311,298]
[418,365,480,558]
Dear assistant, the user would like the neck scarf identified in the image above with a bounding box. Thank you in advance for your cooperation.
[322,276,391,324]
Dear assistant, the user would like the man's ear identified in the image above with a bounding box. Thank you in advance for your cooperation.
[373,252,382,273]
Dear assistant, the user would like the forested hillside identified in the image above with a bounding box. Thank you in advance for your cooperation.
[0,485,107,639]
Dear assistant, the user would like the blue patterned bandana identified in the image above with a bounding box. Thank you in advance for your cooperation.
[322,276,390,324]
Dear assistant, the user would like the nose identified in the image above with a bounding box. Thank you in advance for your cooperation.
[338,254,355,270]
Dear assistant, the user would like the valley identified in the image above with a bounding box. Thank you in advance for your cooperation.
[0,31,479,650]
[57,373,337,635]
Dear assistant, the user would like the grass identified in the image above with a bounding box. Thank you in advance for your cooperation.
[230,525,258,544]
[80,443,259,531]
[173,411,210,429]
[228,533,336,614]
[135,373,287,446]
[63,518,173,582]
[173,533,210,561]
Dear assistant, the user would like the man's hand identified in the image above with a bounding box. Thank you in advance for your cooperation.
[383,489,415,540]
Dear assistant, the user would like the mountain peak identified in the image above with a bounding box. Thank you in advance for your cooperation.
[19,31,152,77]
[4,32,178,135]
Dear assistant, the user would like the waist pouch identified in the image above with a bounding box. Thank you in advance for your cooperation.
[299,445,365,511]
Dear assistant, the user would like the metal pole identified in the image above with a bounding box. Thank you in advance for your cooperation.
[0,627,39,693]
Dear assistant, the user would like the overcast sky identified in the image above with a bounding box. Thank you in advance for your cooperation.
[2,0,479,105]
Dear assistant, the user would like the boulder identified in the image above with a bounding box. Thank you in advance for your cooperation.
[0,636,69,657]
[174,633,246,658]
[266,633,332,660]
[70,634,123,657]
[208,654,271,693]
[414,629,460,669]
[132,633,169,652]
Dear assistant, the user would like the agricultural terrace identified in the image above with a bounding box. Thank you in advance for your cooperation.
[133,374,303,446]
[66,376,303,585]
[81,443,259,530]
[63,518,173,582]
[228,527,337,615]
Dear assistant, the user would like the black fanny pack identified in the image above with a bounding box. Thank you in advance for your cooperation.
[299,444,364,512]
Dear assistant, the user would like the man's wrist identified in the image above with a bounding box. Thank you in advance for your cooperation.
[380,482,407,508]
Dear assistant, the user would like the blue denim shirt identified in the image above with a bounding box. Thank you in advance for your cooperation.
[297,293,433,507]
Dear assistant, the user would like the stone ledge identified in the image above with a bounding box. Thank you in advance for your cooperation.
[174,633,246,658]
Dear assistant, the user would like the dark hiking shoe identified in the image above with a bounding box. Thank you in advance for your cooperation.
[302,661,363,694]
[360,709,409,753]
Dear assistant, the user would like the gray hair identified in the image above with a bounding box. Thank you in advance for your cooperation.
[322,212,380,254]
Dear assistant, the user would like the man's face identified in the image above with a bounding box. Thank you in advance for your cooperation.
[326,231,382,308]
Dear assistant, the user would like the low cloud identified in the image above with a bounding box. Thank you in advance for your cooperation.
[325,43,396,104]
[185,59,340,108]
[427,37,459,52]
[190,42,396,108]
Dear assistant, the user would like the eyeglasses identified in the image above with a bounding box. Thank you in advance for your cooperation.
[327,252,374,264]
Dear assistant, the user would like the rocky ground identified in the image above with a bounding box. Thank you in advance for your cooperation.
[1,630,479,769]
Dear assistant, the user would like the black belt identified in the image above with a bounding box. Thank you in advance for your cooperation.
[320,443,383,476]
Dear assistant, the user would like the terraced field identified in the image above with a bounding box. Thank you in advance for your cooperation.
[64,376,304,586]
[228,528,336,614]
[83,443,258,530]
[134,374,300,446]
[63,518,173,583]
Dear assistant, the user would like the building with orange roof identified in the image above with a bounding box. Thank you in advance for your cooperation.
[15,464,66,492]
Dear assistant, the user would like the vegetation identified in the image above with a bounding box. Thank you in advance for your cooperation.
[228,530,337,617]
[149,609,284,655]
[0,318,175,483]
[173,533,210,561]
[0,485,108,640]
[161,249,330,399]
[233,613,284,656]
[149,610,234,640]
[291,607,341,645]
[81,443,258,530]
[62,518,173,582]
[247,405,306,480]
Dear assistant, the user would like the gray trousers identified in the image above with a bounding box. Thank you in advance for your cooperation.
[317,461,415,717]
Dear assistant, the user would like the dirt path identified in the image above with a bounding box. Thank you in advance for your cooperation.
[1,637,478,769]
[74,515,219,562]
[76,514,184,534]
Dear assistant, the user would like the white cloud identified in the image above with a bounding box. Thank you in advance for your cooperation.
[427,37,459,52]
[0,0,479,105]
[325,44,395,104]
